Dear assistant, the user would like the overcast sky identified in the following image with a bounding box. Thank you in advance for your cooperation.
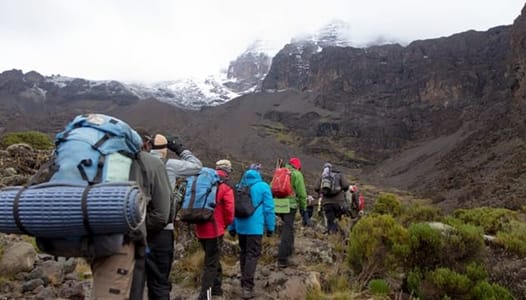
[0,0,524,82]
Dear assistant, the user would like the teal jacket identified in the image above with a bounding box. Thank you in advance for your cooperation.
[229,170,275,235]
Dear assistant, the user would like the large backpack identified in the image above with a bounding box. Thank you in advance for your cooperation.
[320,169,342,196]
[50,114,143,183]
[235,185,262,218]
[271,167,294,198]
[179,167,220,223]
[0,114,147,258]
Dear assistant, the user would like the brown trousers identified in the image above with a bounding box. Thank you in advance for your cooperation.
[91,242,135,300]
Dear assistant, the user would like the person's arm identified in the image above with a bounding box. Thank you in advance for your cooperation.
[165,150,202,188]
[222,185,235,228]
[293,171,307,210]
[262,183,276,232]
[340,173,351,191]
[146,158,172,232]
[314,177,321,194]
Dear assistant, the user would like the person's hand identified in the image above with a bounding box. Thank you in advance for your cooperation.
[228,230,236,238]
[266,231,273,237]
[166,136,185,155]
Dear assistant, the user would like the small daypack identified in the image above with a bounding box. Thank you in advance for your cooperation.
[0,114,148,258]
[271,167,293,198]
[179,167,221,223]
[235,185,262,218]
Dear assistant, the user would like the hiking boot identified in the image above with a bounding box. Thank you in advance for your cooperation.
[277,260,288,268]
[241,288,254,299]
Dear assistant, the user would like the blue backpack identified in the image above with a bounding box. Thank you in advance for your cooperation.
[23,114,147,258]
[50,113,143,184]
[180,167,220,223]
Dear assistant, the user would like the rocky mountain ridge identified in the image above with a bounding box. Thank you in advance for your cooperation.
[0,20,357,111]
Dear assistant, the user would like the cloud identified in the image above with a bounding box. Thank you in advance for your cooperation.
[0,0,523,82]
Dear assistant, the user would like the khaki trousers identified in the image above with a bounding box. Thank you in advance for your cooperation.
[91,242,135,300]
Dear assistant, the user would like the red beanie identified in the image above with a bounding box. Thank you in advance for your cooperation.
[289,157,301,170]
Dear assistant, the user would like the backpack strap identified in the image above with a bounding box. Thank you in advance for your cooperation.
[81,185,95,235]
[12,187,30,235]
[187,175,199,209]
[89,133,114,184]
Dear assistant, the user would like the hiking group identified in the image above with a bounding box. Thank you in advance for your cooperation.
[0,113,364,300]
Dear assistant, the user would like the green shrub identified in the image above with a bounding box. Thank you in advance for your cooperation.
[465,262,488,282]
[454,207,517,235]
[368,279,390,295]
[371,193,402,217]
[442,221,485,266]
[470,281,514,300]
[426,268,471,297]
[407,223,443,270]
[348,214,409,274]
[0,131,54,150]
[406,270,422,298]
[400,203,443,226]
[496,220,526,257]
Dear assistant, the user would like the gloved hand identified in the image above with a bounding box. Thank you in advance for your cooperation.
[266,231,273,237]
[166,135,185,156]
[228,230,236,238]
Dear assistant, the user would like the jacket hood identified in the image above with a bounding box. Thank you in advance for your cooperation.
[149,150,165,161]
[216,169,229,179]
[243,169,262,186]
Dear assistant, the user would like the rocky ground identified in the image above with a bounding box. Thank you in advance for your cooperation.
[0,144,525,299]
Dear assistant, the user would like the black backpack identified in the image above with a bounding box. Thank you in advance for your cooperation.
[234,185,262,218]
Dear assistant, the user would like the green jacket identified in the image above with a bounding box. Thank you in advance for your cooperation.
[276,163,307,210]
[129,152,172,241]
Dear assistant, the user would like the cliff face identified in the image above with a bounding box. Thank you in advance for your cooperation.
[511,4,526,128]
[265,26,512,141]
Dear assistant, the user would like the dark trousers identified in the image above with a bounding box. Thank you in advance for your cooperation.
[146,230,174,300]
[198,236,223,299]
[306,206,314,218]
[278,209,296,263]
[238,234,262,290]
[129,243,146,300]
[324,203,343,234]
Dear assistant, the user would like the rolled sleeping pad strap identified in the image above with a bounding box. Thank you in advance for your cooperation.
[13,187,30,235]
[0,181,146,238]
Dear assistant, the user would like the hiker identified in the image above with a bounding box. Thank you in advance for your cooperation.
[273,157,307,268]
[126,128,171,299]
[229,168,275,299]
[147,133,202,299]
[194,159,235,300]
[314,162,350,235]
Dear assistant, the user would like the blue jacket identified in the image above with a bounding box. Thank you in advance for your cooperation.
[229,170,275,235]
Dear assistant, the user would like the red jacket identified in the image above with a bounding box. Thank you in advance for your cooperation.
[195,169,235,239]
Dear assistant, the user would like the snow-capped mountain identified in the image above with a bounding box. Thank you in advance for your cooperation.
[297,19,353,48]
[223,40,273,94]
[126,75,240,109]
[0,21,355,110]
